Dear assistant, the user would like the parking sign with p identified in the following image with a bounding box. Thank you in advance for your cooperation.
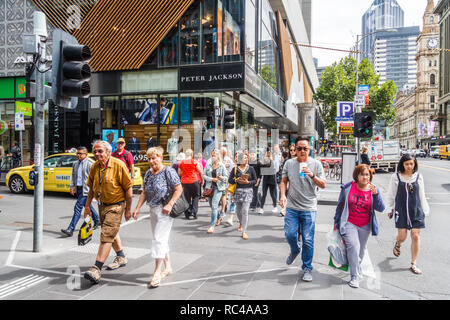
[337,101,354,118]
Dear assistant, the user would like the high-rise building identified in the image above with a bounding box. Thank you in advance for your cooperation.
[361,0,404,61]
[373,26,420,91]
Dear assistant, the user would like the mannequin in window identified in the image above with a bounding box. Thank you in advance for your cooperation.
[167,132,179,165]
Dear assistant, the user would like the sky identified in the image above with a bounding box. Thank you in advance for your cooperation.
[311,0,430,67]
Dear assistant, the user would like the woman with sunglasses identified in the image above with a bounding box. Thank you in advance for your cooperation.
[385,154,430,275]
[279,145,297,216]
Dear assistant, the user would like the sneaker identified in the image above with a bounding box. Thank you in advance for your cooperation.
[84,266,101,284]
[61,228,73,237]
[271,207,279,214]
[348,276,359,288]
[257,208,264,215]
[302,269,313,282]
[106,255,128,270]
[286,252,300,265]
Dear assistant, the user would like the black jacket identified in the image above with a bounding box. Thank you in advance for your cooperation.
[228,165,257,189]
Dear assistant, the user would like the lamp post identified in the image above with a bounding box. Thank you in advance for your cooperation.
[354,28,397,163]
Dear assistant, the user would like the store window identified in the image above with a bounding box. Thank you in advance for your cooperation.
[101,96,120,151]
[180,2,201,65]
[160,25,179,67]
[222,0,244,62]
[202,0,219,63]
[245,0,256,69]
[121,94,158,166]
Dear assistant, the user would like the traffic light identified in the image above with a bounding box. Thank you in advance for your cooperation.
[222,107,235,131]
[323,139,328,144]
[52,29,91,109]
[206,113,214,129]
[354,112,373,138]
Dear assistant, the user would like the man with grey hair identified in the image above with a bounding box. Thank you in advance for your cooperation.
[83,140,133,284]
[61,147,100,237]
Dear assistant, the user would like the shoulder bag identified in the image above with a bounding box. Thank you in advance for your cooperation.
[161,167,189,218]
[227,167,237,195]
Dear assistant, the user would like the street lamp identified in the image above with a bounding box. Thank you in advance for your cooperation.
[354,28,397,163]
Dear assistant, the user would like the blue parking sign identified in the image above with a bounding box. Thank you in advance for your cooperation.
[337,102,354,118]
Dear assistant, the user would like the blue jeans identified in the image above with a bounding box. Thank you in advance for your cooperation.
[209,187,223,227]
[284,208,317,271]
[68,187,100,231]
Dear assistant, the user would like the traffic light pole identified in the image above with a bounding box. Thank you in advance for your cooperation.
[355,36,361,165]
[33,13,47,253]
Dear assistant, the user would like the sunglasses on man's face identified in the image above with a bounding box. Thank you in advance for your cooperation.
[296,147,309,152]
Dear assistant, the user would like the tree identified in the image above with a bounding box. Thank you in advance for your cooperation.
[314,56,397,139]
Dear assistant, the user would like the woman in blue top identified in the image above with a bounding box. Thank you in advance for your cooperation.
[132,146,183,288]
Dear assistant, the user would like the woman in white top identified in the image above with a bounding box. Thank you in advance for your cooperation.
[385,154,430,275]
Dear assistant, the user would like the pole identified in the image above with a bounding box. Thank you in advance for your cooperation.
[19,130,23,166]
[33,13,47,253]
[355,35,361,164]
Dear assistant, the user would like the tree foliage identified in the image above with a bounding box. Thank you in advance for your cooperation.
[314,56,397,138]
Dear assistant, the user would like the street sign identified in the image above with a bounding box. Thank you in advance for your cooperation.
[339,121,354,127]
[358,85,369,95]
[335,116,353,121]
[15,112,25,131]
[337,101,354,118]
[354,94,365,107]
[339,126,354,134]
[15,101,33,116]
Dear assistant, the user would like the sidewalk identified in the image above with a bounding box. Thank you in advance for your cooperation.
[0,189,422,300]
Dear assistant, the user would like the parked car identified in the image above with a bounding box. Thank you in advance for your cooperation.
[416,149,426,158]
[439,145,450,160]
[430,146,440,158]
[6,153,143,194]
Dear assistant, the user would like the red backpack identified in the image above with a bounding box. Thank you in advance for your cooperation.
[112,150,132,172]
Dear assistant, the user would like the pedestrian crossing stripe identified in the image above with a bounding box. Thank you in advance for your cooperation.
[0,274,48,299]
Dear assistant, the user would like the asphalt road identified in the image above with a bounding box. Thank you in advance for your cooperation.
[0,158,449,301]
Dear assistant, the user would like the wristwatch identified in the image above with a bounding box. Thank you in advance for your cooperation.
[310,173,315,179]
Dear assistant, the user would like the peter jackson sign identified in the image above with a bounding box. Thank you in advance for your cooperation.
[179,63,245,91]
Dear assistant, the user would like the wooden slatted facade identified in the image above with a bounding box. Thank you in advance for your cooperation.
[73,0,194,71]
[277,11,293,99]
[30,0,97,34]
[32,0,194,72]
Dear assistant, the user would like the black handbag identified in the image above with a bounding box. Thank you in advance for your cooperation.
[162,167,189,218]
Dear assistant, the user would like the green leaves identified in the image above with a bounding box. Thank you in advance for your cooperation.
[314,56,397,137]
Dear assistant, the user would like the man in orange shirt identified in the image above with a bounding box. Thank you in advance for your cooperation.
[178,149,203,219]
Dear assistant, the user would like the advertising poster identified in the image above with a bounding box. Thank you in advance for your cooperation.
[223,9,241,55]
[218,0,223,56]
[122,98,191,125]
[102,129,123,152]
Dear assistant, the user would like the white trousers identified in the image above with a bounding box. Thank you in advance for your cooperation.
[149,205,174,259]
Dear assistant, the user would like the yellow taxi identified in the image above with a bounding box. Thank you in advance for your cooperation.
[439,145,450,160]
[6,153,143,194]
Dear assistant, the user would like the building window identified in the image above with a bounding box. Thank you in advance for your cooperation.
[430,16,434,24]
[430,73,436,85]
[180,2,201,65]
[202,0,219,63]
[430,95,435,103]
[245,0,256,69]
[222,0,244,62]
[159,25,179,66]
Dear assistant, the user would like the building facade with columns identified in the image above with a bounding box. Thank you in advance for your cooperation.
[391,0,441,150]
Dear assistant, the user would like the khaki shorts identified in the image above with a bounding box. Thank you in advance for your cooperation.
[99,203,125,243]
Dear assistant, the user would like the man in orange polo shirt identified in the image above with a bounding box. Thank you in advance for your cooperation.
[178,149,203,219]
[83,140,133,284]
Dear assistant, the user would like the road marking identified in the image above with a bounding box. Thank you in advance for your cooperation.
[5,231,21,266]
[121,213,150,227]
[8,263,298,289]
[429,203,450,206]
[0,274,48,299]
[421,164,450,172]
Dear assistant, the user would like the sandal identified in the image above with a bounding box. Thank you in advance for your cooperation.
[161,268,173,278]
[410,264,422,275]
[215,217,222,226]
[149,272,162,288]
[393,241,401,257]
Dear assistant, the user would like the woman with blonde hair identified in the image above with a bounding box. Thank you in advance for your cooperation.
[133,147,183,288]
[203,152,228,233]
